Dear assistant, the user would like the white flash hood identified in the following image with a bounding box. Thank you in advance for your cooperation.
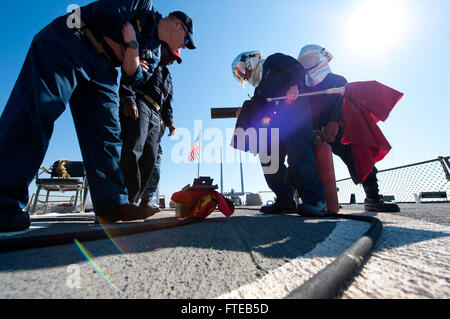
[298,45,333,87]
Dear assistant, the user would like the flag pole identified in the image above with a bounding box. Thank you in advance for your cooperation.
[197,128,202,178]
[220,146,224,194]
[240,151,244,194]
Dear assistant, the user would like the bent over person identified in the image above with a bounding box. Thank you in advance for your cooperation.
[0,0,196,232]
[231,51,327,217]
[120,43,181,215]
[297,45,399,212]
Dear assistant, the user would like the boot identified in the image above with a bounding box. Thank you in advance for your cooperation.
[362,168,400,213]
[96,203,153,224]
[260,200,297,214]
[0,210,30,233]
[139,198,160,216]
[364,196,400,212]
[297,200,328,217]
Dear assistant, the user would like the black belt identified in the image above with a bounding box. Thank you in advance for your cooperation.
[135,90,161,112]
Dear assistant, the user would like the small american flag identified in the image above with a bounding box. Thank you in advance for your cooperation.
[188,135,200,163]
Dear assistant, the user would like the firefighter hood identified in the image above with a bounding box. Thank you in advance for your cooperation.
[232,51,264,88]
[298,45,333,87]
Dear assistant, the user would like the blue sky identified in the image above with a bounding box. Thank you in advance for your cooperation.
[0,0,449,204]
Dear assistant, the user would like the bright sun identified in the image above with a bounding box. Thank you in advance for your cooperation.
[346,0,409,56]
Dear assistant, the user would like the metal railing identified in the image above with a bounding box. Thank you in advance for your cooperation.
[26,193,78,214]
[336,156,450,204]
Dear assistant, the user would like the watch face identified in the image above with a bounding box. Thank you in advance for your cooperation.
[128,40,138,49]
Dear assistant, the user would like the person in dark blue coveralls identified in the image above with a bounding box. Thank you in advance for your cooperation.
[119,43,181,215]
[297,45,400,213]
[0,0,196,232]
[232,51,327,217]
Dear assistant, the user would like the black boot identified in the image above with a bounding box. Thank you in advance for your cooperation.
[139,198,160,216]
[96,203,154,224]
[363,168,400,212]
[0,210,30,233]
[297,200,328,217]
[260,200,297,214]
[364,196,400,212]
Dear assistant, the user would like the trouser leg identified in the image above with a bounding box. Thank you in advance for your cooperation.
[262,143,293,203]
[70,78,129,213]
[142,146,162,201]
[119,101,152,203]
[362,167,381,199]
[284,136,324,205]
[137,108,161,201]
[281,100,324,205]
[0,24,76,212]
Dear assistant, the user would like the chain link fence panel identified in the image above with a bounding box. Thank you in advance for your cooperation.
[337,156,450,204]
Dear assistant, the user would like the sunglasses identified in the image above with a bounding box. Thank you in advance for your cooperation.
[180,22,190,46]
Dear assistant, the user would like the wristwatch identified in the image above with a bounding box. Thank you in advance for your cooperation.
[125,40,139,49]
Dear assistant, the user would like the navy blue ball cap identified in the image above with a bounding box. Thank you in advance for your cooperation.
[169,11,196,50]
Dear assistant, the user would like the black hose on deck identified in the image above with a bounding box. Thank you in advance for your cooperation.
[1,208,382,299]
[0,218,199,253]
[286,213,382,299]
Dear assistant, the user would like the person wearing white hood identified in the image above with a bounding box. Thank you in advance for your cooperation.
[232,51,327,216]
[298,45,400,212]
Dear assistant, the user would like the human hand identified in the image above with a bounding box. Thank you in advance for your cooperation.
[168,124,176,136]
[123,104,139,120]
[323,122,339,143]
[286,85,299,105]
[236,108,242,118]
[122,22,137,44]
[140,59,150,72]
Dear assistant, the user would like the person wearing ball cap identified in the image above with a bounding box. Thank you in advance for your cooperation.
[119,43,182,216]
[0,0,197,232]
[168,11,196,50]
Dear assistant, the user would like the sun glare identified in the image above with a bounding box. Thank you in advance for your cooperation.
[347,0,408,56]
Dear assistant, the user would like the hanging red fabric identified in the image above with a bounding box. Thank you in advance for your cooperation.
[341,81,404,182]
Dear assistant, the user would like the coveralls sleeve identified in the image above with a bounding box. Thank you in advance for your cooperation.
[93,0,154,44]
[119,82,136,107]
[121,65,154,87]
[266,53,306,89]
[161,77,174,127]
